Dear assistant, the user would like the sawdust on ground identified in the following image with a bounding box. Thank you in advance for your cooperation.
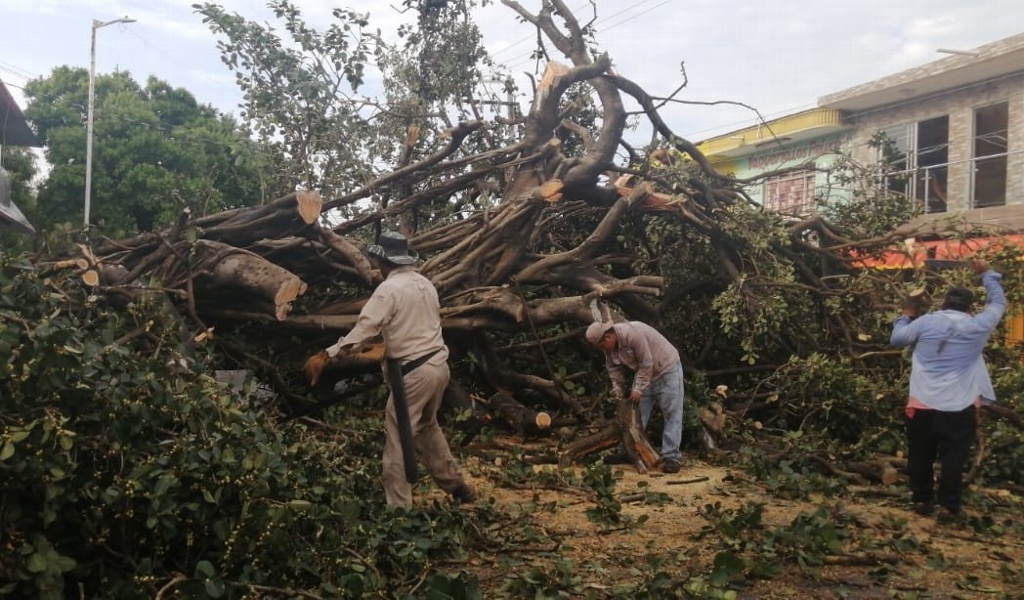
[441,454,1024,599]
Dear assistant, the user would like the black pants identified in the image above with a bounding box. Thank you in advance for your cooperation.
[905,405,977,512]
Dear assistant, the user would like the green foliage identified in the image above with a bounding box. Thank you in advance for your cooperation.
[606,551,712,599]
[759,353,899,445]
[817,144,923,238]
[196,0,518,226]
[22,68,276,235]
[421,572,483,600]
[582,460,626,526]
[0,250,498,597]
[196,1,382,203]
[698,502,853,585]
[396,0,493,106]
[498,557,584,598]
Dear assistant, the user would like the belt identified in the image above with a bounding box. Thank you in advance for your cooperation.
[399,348,443,376]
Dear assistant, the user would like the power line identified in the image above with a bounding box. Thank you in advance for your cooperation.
[491,0,664,69]
[598,0,672,32]
[0,61,37,82]
[682,68,1024,142]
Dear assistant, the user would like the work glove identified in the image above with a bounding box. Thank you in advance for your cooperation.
[325,342,345,358]
[303,350,330,386]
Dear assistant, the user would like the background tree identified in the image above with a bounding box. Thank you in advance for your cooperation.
[196,0,508,228]
[5,1,1024,597]
[22,68,279,236]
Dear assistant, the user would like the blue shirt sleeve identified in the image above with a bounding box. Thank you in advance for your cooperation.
[973,270,1006,332]
[890,315,918,347]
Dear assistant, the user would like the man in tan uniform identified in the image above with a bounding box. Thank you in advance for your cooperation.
[325,231,475,507]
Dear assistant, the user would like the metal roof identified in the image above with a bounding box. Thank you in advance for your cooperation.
[0,167,35,234]
[819,33,1024,112]
[0,79,40,147]
[0,80,39,234]
[697,108,850,160]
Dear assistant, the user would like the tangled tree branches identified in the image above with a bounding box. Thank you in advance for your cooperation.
[42,1,1024,479]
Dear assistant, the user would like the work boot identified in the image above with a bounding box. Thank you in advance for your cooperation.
[451,484,477,505]
[661,459,681,474]
[936,507,967,526]
[912,501,934,517]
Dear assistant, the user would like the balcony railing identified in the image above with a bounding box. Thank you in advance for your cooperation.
[882,147,1023,213]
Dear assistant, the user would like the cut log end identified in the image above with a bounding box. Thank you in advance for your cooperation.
[274,278,309,320]
[538,179,564,203]
[81,270,100,287]
[295,190,323,225]
[535,412,552,430]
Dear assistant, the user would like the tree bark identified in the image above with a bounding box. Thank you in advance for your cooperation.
[189,240,308,321]
[558,396,658,472]
[484,392,552,436]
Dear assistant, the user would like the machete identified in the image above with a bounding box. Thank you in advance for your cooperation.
[384,358,419,483]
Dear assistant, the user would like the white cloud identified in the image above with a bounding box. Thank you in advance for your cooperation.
[906,16,957,38]
[4,0,1021,145]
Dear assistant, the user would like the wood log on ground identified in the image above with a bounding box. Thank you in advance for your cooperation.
[807,454,868,486]
[558,395,659,472]
[557,424,619,468]
[620,397,660,473]
[698,401,727,451]
[844,459,900,485]
[484,392,552,437]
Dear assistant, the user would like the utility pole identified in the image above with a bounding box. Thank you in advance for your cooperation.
[85,16,135,227]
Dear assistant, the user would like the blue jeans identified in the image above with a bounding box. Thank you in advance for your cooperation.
[638,361,684,462]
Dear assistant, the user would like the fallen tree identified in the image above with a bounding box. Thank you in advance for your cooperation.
[41,1,1024,477]
[8,1,1024,598]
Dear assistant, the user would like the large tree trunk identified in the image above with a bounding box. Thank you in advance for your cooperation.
[190,241,308,321]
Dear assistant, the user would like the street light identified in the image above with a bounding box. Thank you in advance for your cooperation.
[85,16,136,227]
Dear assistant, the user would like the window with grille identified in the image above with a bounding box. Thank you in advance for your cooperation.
[763,171,816,215]
[877,116,949,213]
[972,102,1008,208]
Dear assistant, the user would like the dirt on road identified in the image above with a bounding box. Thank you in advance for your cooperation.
[447,452,1024,599]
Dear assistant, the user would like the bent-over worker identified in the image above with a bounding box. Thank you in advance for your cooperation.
[586,320,685,473]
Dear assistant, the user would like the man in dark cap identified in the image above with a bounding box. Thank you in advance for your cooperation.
[585,320,685,473]
[325,231,475,507]
[890,260,1006,522]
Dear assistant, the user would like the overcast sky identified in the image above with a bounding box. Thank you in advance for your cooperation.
[3,0,1023,144]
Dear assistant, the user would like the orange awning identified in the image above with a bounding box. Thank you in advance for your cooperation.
[852,235,1024,270]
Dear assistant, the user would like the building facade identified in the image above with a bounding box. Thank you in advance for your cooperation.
[695,108,852,216]
[819,33,1024,227]
[697,32,1024,230]
[696,33,1024,339]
